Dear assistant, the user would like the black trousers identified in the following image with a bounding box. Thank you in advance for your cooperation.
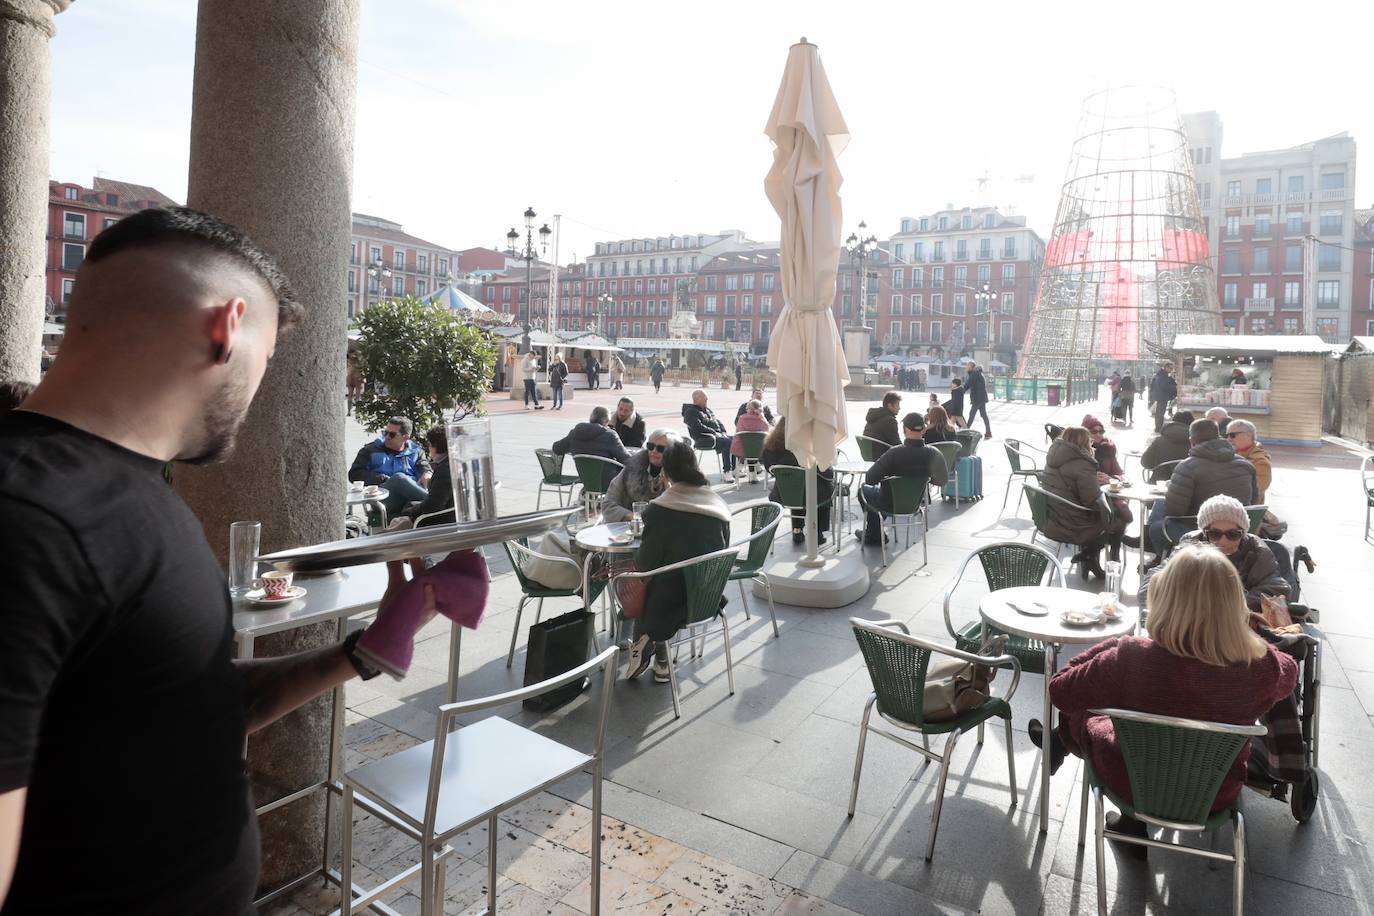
[1152,400,1167,433]
[967,401,992,434]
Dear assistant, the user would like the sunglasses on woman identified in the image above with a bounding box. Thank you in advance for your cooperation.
[645,442,667,453]
[1204,527,1244,542]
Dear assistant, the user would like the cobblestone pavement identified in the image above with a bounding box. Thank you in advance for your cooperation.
[266,381,1374,915]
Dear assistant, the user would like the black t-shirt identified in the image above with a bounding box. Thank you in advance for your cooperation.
[0,412,257,915]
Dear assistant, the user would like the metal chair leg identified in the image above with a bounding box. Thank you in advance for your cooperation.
[925,729,961,861]
[487,814,499,914]
[1093,788,1108,916]
[432,846,448,913]
[506,595,528,668]
[1232,811,1246,916]
[761,575,779,637]
[1077,774,1089,847]
[977,721,985,745]
[721,614,736,696]
[666,641,682,719]
[998,475,1012,518]
[419,841,436,916]
[592,759,604,916]
[849,696,875,816]
[737,578,752,619]
[340,784,355,916]
[1003,717,1018,809]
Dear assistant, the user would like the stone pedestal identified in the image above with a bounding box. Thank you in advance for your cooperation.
[176,0,360,896]
[0,0,70,383]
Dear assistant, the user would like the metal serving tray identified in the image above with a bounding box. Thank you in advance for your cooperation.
[258,506,578,573]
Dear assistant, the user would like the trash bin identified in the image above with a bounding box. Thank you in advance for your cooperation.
[1046,384,1061,407]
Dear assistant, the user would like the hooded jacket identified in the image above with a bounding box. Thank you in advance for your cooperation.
[862,406,901,455]
[635,483,731,631]
[682,402,728,445]
[1238,441,1272,502]
[551,422,631,489]
[610,411,646,448]
[1040,439,1110,545]
[1148,369,1177,406]
[348,437,432,486]
[1164,438,1258,518]
[1139,531,1289,611]
[602,449,666,521]
[1141,420,1191,469]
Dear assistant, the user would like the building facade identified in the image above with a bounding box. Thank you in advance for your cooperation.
[348,214,459,318]
[1184,112,1359,341]
[46,177,178,317]
[1354,207,1374,337]
[884,206,1046,365]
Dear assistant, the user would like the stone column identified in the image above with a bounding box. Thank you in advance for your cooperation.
[178,0,359,895]
[0,0,70,383]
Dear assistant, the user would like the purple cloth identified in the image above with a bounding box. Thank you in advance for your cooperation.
[356,550,489,679]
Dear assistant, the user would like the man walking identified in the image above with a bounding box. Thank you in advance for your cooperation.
[0,207,440,915]
[650,357,666,394]
[1148,363,1177,433]
[964,360,992,438]
[734,362,743,391]
[522,350,544,409]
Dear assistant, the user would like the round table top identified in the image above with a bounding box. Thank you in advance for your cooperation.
[833,460,873,475]
[574,521,640,553]
[979,586,1137,645]
[345,487,388,506]
[1099,482,1167,503]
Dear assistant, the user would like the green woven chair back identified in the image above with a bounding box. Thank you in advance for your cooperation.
[736,503,782,575]
[856,437,878,461]
[502,537,538,591]
[1004,438,1025,474]
[1024,485,1051,531]
[736,431,767,461]
[770,466,832,510]
[1245,505,1267,535]
[976,543,1053,591]
[852,624,932,728]
[1111,714,1251,825]
[955,429,982,457]
[930,442,961,478]
[881,475,929,515]
[683,553,739,627]
[1149,459,1182,483]
[573,454,620,495]
[535,448,567,484]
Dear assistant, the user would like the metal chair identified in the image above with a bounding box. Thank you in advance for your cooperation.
[1000,437,1045,518]
[727,502,784,638]
[734,431,767,487]
[954,428,983,457]
[535,448,580,509]
[572,454,624,512]
[688,431,726,477]
[768,465,838,552]
[338,646,619,916]
[929,441,963,505]
[855,434,892,461]
[1022,481,1109,565]
[1244,504,1267,535]
[1142,458,1182,485]
[1077,708,1266,916]
[942,541,1065,676]
[611,547,739,719]
[848,619,1020,862]
[858,474,930,567]
[501,537,605,668]
[1363,455,1374,541]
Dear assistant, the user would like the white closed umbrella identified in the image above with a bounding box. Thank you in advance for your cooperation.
[764,38,851,565]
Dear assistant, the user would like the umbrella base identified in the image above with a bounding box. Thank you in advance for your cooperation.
[756,546,870,609]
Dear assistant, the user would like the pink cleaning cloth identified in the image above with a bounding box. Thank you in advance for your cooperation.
[356,550,490,679]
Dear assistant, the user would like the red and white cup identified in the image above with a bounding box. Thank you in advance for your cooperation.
[253,571,295,598]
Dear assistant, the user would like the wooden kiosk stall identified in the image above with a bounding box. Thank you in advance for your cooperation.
[1171,334,1335,447]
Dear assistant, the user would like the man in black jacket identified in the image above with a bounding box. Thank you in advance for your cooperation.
[1145,418,1257,555]
[610,397,646,448]
[861,392,902,458]
[964,361,992,438]
[682,389,737,480]
[552,405,631,489]
[859,412,949,544]
[1148,364,1177,433]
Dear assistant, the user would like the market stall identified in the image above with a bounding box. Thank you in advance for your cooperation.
[1171,334,1335,447]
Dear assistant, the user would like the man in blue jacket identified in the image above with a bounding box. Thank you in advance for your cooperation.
[349,416,432,518]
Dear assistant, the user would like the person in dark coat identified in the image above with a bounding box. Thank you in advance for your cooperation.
[1140,410,1193,474]
[859,412,948,545]
[942,378,966,426]
[1040,426,1123,578]
[861,392,902,457]
[387,427,453,529]
[1082,414,1124,478]
[921,405,959,444]
[734,362,743,391]
[761,417,832,545]
[964,360,992,438]
[625,441,731,682]
[1146,418,1258,556]
[1118,373,1136,425]
[682,389,738,480]
[586,353,601,389]
[1147,364,1177,433]
[551,405,631,489]
[548,351,568,410]
[650,358,666,393]
[610,397,646,448]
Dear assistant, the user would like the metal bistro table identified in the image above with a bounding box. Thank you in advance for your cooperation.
[575,520,640,639]
[978,585,1138,833]
[345,486,389,532]
[1101,482,1166,576]
[832,459,872,527]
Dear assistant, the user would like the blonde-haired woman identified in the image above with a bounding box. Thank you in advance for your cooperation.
[1035,545,1296,850]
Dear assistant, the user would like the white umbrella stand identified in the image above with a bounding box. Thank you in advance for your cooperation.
[757,38,869,607]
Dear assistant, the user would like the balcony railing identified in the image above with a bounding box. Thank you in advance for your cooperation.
[1001,248,1017,259]
[954,252,969,261]
[930,253,946,262]
[1319,188,1349,202]
[1244,297,1275,311]
[977,249,993,260]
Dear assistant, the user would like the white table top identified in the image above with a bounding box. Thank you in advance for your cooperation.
[833,460,873,475]
[979,585,1137,646]
[574,521,640,553]
[1100,483,1167,504]
[345,487,388,506]
[233,562,391,639]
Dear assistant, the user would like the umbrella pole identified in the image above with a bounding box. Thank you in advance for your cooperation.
[799,463,824,568]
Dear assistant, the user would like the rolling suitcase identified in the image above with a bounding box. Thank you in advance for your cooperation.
[943,455,983,501]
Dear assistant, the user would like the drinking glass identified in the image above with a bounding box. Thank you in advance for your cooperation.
[447,418,497,523]
[228,521,261,597]
[631,501,648,536]
[1103,559,1122,597]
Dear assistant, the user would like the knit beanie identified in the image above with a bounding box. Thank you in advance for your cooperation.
[1081,414,1104,431]
[1197,495,1247,531]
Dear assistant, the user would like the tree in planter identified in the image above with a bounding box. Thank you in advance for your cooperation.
[351,295,498,435]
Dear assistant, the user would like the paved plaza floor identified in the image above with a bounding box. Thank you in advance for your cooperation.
[266,380,1374,915]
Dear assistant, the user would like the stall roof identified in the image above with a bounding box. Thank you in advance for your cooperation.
[1171,334,1337,358]
[1346,337,1374,354]
[613,337,728,352]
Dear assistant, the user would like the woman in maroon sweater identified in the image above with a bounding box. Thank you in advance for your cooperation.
[1043,545,1296,841]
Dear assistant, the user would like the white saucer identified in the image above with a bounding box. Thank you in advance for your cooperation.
[245,585,308,606]
[1060,608,1103,627]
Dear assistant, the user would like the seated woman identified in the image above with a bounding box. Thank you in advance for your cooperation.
[922,405,959,444]
[1037,545,1296,849]
[602,429,675,522]
[625,442,732,683]
[761,417,832,545]
[1041,426,1126,579]
[1082,414,1124,478]
[1139,495,1289,612]
[732,399,771,482]
[386,427,452,530]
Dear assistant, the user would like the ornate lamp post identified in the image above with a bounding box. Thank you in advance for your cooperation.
[973,281,1000,364]
[505,206,551,352]
[597,292,614,341]
[844,220,878,334]
[366,257,392,306]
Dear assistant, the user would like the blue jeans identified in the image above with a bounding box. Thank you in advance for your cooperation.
[714,436,735,471]
[551,385,564,408]
[381,474,429,518]
[861,483,888,540]
[523,378,540,406]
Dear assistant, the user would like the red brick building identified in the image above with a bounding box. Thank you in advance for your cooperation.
[476,263,588,331]
[1354,207,1374,337]
[46,177,178,316]
[348,214,460,318]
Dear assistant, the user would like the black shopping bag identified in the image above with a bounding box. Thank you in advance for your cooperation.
[522,608,594,713]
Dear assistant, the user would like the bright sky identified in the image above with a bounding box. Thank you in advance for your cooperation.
[50,0,1369,266]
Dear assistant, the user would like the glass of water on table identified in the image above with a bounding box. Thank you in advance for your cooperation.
[631,501,648,537]
[1099,559,1122,618]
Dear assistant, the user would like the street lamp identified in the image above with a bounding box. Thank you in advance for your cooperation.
[366,258,392,305]
[505,206,551,352]
[597,292,614,340]
[973,281,1000,359]
[844,220,878,334]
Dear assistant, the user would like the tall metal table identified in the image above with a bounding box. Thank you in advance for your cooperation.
[1100,483,1166,576]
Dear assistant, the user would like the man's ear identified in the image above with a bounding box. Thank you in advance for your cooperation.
[208,297,248,364]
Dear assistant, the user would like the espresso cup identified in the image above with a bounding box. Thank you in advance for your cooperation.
[349,480,364,492]
[254,571,294,598]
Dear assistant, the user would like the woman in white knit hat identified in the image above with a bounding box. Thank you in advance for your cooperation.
[1139,494,1290,611]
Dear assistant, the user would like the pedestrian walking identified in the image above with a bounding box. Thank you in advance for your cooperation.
[964,360,993,438]
[650,358,666,394]
[734,362,743,391]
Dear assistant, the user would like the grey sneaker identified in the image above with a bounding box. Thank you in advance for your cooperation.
[625,634,653,680]
[652,660,672,683]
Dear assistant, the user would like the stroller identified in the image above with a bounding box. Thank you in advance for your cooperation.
[1246,540,1322,822]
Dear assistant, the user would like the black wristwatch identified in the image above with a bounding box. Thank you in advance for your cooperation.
[342,629,382,681]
